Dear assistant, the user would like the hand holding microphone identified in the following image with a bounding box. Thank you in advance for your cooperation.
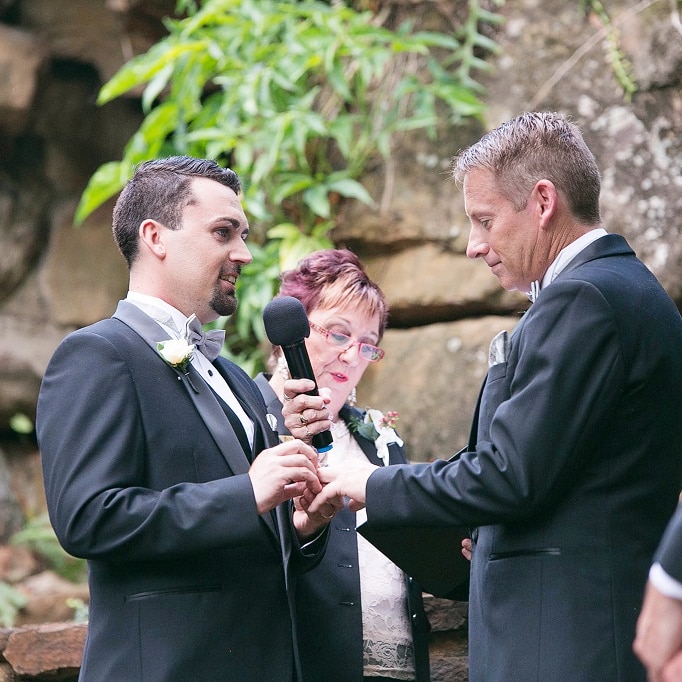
[263,296,334,456]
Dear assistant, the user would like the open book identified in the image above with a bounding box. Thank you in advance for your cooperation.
[357,522,470,600]
[357,445,471,600]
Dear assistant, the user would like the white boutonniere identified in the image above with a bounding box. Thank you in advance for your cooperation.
[157,328,198,392]
[157,337,194,371]
[350,409,403,466]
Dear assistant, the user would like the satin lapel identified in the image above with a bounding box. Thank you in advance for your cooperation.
[213,361,278,451]
[467,377,486,451]
[212,360,280,539]
[112,300,251,477]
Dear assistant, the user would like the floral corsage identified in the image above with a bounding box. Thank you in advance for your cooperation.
[157,335,198,392]
[157,337,194,371]
[350,409,403,466]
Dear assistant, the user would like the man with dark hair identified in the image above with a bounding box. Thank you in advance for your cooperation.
[37,156,336,681]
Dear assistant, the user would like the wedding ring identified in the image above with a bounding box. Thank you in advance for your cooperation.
[282,393,293,402]
[299,414,309,425]
[320,510,334,520]
[304,428,312,439]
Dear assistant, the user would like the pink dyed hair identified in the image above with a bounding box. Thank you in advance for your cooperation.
[278,249,389,338]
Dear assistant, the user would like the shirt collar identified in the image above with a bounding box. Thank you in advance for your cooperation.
[541,228,608,289]
[125,292,188,337]
[528,228,608,301]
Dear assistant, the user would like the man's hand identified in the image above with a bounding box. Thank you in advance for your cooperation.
[309,458,377,514]
[248,439,321,514]
[634,581,682,681]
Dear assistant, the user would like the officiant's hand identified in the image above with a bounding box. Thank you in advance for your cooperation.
[280,378,332,446]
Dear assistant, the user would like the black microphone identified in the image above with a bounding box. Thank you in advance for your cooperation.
[263,296,333,454]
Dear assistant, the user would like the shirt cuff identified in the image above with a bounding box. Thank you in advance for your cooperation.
[650,562,682,600]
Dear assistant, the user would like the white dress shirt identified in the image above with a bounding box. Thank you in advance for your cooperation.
[126,292,254,447]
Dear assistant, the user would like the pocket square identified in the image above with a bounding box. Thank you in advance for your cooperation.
[489,330,509,367]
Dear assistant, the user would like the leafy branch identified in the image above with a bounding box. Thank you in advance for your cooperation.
[76,0,502,369]
[580,0,638,99]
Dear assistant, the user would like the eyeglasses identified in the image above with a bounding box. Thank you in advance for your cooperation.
[309,321,385,362]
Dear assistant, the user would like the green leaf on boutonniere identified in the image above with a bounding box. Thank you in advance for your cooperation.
[349,414,380,441]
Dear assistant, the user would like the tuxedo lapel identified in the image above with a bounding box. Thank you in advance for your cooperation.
[212,361,281,540]
[214,361,279,454]
[112,300,251,477]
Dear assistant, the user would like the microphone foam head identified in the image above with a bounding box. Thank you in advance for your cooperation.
[263,296,310,346]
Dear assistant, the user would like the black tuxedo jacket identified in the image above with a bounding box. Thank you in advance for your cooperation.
[365,235,682,681]
[37,301,324,682]
[255,374,431,682]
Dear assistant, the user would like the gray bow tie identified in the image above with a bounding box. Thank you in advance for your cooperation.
[184,314,225,362]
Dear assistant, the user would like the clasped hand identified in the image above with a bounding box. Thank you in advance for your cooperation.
[248,378,345,538]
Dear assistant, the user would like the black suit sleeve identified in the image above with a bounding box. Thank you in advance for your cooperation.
[38,329,265,561]
[367,279,626,527]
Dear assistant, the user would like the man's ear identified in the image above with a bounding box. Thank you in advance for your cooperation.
[532,179,558,230]
[139,219,166,259]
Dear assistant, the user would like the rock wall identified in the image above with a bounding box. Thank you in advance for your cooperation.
[1,0,681,677]
[346,0,682,461]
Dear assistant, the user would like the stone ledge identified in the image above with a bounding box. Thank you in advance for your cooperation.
[0,622,85,680]
[0,597,468,680]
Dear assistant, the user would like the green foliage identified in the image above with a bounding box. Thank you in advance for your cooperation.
[579,0,637,99]
[76,0,502,369]
[11,514,87,584]
[9,412,34,435]
[0,512,88,627]
[66,597,89,623]
[0,581,27,628]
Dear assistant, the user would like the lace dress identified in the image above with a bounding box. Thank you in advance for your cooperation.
[329,420,416,680]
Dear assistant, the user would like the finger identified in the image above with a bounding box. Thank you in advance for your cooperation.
[306,482,340,514]
[272,439,320,465]
[299,486,317,504]
[318,505,336,520]
[286,464,324,494]
[663,652,682,682]
[283,377,316,395]
[280,460,323,486]
[347,498,366,512]
[283,395,328,415]
[318,466,337,485]
[282,481,309,499]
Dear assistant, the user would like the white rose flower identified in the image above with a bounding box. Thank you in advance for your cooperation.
[157,338,194,369]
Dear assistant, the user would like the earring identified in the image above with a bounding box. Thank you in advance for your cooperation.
[276,355,290,379]
[346,387,357,407]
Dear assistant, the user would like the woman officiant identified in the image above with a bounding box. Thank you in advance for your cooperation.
[255,249,430,682]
